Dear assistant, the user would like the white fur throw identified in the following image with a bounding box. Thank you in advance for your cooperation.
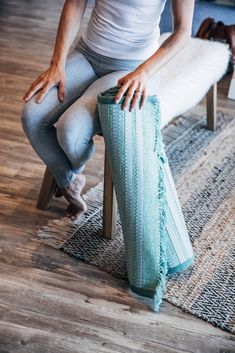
[152,33,231,128]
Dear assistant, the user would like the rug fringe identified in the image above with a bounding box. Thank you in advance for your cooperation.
[37,180,105,248]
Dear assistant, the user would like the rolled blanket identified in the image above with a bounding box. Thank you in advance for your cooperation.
[97,86,195,312]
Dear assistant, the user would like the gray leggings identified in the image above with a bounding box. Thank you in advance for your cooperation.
[21,37,160,188]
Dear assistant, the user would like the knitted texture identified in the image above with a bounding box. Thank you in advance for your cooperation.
[97,86,195,311]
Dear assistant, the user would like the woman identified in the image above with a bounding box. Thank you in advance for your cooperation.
[21,0,195,220]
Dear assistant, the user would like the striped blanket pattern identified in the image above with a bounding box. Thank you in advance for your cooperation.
[97,86,195,311]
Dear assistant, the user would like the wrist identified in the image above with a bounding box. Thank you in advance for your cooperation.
[50,56,66,69]
[140,60,156,78]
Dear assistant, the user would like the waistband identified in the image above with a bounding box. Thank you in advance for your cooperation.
[76,36,145,66]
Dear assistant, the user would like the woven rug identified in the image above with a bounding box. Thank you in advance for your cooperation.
[38,112,235,334]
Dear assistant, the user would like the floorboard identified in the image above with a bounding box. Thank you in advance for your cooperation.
[0,1,234,352]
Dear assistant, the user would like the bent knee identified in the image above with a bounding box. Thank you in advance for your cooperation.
[21,96,43,132]
[21,94,56,135]
[21,99,33,130]
[56,95,100,156]
[57,120,92,152]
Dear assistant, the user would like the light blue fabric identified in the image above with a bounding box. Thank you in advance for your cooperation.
[97,86,195,311]
[21,38,145,188]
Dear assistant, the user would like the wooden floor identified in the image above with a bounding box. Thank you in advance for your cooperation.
[0,1,235,352]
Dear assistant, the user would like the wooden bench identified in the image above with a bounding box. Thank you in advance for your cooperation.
[37,34,230,240]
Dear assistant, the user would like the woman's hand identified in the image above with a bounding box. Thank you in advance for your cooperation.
[114,0,194,113]
[22,63,65,103]
[115,64,150,112]
[22,0,88,104]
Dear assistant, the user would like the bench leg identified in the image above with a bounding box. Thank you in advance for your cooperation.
[37,167,57,210]
[103,149,117,240]
[206,83,217,131]
[37,150,118,238]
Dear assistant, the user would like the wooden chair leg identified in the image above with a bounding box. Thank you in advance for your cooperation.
[206,83,217,131]
[37,148,118,239]
[37,167,57,210]
[103,148,117,240]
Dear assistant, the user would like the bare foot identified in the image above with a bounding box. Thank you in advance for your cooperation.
[65,203,85,220]
[61,174,88,220]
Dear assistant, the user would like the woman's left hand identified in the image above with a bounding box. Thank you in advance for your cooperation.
[115,64,149,112]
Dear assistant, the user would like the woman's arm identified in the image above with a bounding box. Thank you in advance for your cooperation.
[51,0,87,68]
[23,0,87,103]
[115,0,195,112]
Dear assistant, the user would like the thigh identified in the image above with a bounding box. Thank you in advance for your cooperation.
[56,68,162,141]
[79,69,161,131]
[81,69,161,102]
[21,49,98,126]
[56,70,130,139]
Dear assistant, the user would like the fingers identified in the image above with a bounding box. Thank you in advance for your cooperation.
[121,82,138,111]
[114,79,138,110]
[22,65,66,104]
[114,79,130,104]
[115,74,148,111]
[117,77,125,88]
[139,89,147,110]
[23,78,64,104]
[35,83,51,103]
[58,80,65,102]
[23,79,44,102]
[115,81,144,112]
[129,84,143,112]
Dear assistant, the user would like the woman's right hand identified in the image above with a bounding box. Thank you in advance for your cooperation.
[22,63,65,104]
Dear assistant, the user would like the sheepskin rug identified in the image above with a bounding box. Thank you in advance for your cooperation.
[156,33,230,128]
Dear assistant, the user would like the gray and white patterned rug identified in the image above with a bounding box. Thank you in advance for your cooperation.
[38,112,235,334]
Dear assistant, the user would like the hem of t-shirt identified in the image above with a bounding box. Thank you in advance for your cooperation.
[79,33,160,61]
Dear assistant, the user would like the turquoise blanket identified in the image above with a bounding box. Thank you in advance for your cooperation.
[97,86,195,311]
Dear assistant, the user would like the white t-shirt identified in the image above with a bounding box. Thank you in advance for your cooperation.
[80,0,167,60]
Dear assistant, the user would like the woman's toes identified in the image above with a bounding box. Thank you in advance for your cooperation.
[70,209,84,220]
[64,202,87,220]
[61,173,87,210]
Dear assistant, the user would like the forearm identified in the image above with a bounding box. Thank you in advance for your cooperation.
[51,0,87,67]
[141,28,191,77]
[141,0,195,77]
